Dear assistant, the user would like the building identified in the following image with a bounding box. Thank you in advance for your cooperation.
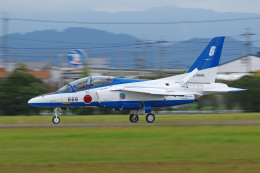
[0,68,51,82]
[0,62,52,83]
[87,58,110,69]
[0,62,53,72]
[217,55,260,80]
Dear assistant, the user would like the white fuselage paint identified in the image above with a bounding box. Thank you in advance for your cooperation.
[29,73,232,107]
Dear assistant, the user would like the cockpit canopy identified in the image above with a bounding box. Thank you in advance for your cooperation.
[58,76,114,93]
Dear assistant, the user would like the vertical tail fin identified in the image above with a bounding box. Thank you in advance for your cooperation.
[186,36,225,83]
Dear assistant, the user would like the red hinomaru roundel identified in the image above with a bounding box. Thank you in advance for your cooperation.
[84,95,92,104]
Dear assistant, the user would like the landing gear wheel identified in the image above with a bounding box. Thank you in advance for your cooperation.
[53,107,62,124]
[129,114,139,123]
[146,113,155,123]
[52,116,60,124]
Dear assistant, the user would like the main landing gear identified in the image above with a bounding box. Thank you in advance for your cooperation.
[129,114,139,123]
[129,111,155,123]
[145,113,155,123]
[52,107,61,124]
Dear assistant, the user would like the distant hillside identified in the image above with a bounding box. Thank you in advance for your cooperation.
[164,37,260,69]
[0,27,140,66]
[7,6,260,43]
[0,27,259,69]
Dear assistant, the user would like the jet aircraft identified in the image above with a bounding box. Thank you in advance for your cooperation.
[28,36,246,124]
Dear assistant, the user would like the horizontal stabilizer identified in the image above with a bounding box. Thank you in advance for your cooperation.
[204,87,247,93]
[227,88,247,92]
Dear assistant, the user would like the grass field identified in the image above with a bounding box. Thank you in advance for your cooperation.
[0,113,260,173]
[0,112,260,124]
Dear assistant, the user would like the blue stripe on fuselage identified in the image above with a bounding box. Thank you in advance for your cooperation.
[28,100,194,108]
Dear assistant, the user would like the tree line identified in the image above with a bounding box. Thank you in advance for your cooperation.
[0,69,259,115]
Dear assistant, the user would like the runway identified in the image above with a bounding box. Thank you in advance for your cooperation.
[1,121,260,128]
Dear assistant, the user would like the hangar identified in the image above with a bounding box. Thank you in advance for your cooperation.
[217,55,260,80]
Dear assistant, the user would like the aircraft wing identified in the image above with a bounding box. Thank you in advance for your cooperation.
[110,87,200,96]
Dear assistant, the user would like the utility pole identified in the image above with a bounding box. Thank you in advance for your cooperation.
[2,13,9,77]
[241,28,254,73]
[156,40,167,77]
[135,40,147,69]
[58,54,65,88]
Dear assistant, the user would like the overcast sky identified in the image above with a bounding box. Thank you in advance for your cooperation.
[1,0,260,44]
[1,0,260,14]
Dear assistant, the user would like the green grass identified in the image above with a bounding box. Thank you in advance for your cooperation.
[1,113,260,172]
[0,112,260,124]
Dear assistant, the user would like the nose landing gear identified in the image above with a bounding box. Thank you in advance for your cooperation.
[52,107,61,124]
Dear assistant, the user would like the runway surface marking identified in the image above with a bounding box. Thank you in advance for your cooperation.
[1,121,260,128]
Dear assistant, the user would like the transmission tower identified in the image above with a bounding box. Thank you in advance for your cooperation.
[2,13,9,77]
[241,28,254,73]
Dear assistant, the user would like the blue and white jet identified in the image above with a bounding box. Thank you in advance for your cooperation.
[28,37,246,124]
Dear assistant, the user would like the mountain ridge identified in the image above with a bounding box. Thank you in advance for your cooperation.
[0,27,259,69]
[6,5,260,43]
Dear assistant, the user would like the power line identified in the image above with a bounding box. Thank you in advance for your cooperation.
[3,16,260,25]
[8,35,258,48]
[8,36,140,46]
[3,40,257,52]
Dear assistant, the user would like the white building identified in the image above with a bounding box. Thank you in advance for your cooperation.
[217,55,260,80]
[87,58,110,68]
[0,62,53,71]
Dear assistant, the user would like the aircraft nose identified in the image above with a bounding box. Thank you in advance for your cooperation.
[28,97,36,106]
[28,97,40,107]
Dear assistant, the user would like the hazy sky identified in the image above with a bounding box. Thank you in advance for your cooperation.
[1,0,260,44]
[1,0,260,14]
